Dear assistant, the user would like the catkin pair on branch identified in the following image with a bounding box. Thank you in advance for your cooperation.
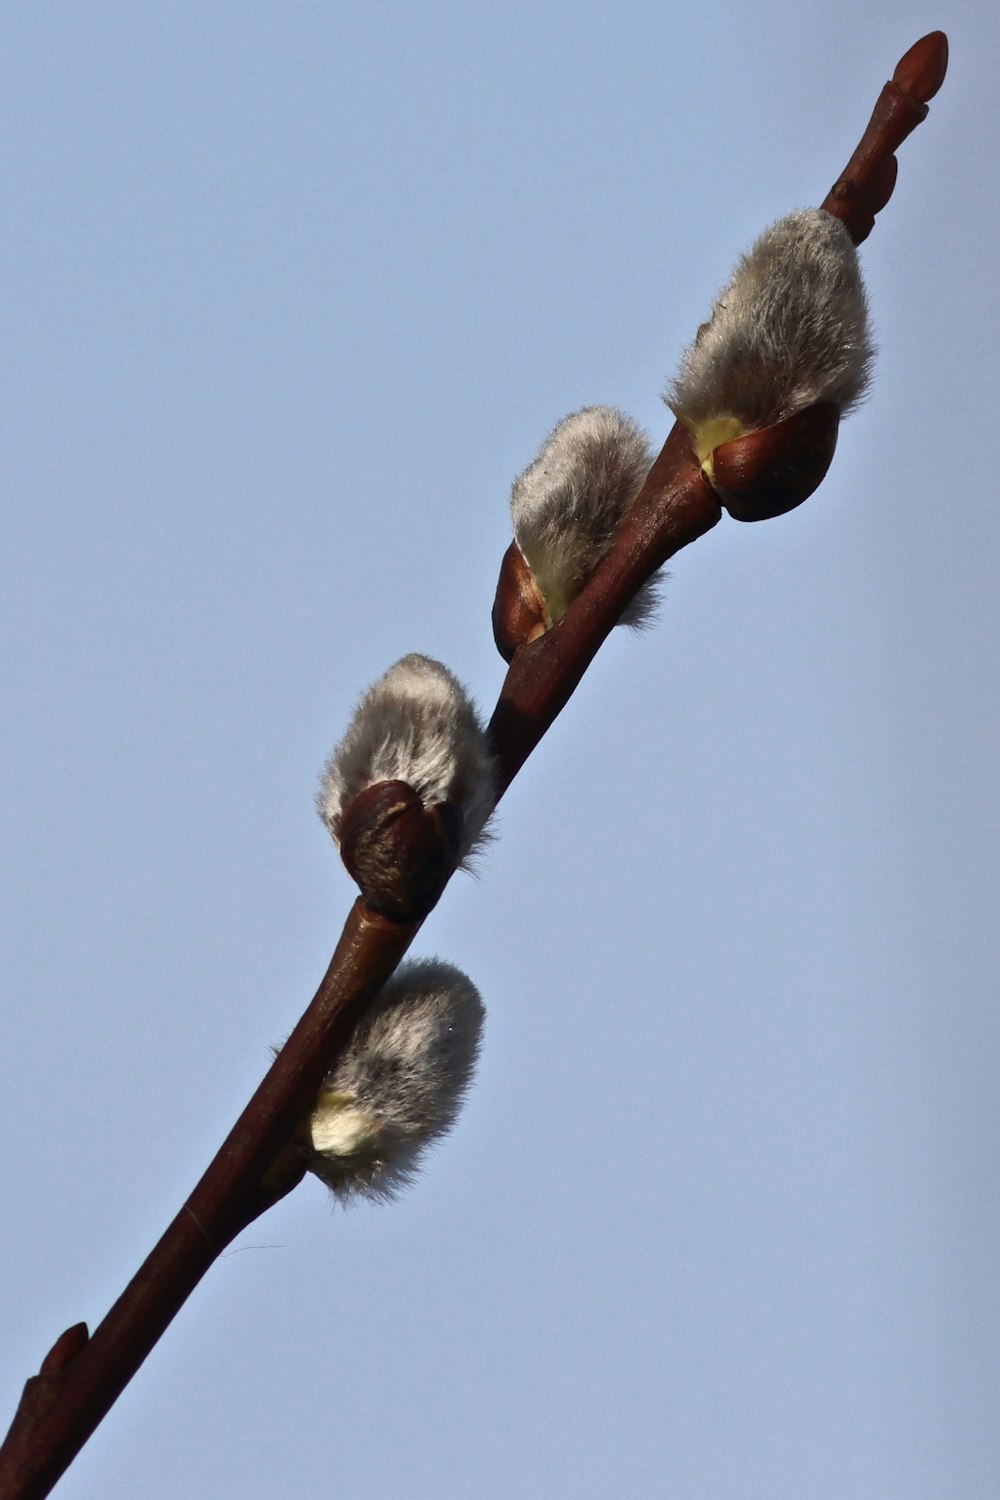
[309,653,495,1202]
[493,207,874,658]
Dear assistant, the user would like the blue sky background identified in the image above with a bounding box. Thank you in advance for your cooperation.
[2,4,997,1497]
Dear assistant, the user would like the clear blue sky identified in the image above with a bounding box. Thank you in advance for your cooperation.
[2,4,997,1497]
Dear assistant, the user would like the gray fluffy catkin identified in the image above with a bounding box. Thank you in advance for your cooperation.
[317,654,495,868]
[667,209,874,457]
[511,406,658,629]
[309,959,485,1203]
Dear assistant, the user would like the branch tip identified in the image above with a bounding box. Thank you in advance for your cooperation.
[893,31,948,105]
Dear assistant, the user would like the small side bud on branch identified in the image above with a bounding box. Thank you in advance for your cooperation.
[308,959,485,1202]
[667,209,874,521]
[317,655,495,920]
[494,407,657,659]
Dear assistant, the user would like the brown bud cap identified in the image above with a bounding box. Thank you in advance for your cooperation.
[338,779,463,922]
[492,540,550,662]
[705,402,841,522]
[893,31,948,105]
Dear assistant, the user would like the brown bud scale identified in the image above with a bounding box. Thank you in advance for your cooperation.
[338,779,464,922]
[705,402,841,522]
[492,540,550,663]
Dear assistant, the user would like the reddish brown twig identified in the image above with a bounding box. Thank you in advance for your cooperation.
[0,903,417,1500]
[0,32,947,1500]
[822,30,948,244]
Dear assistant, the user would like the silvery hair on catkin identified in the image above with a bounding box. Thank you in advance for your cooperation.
[668,209,874,435]
[308,958,485,1203]
[317,654,495,867]
[511,406,658,629]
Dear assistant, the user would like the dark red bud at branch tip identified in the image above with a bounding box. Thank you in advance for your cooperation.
[338,779,463,923]
[39,1323,90,1375]
[893,31,948,104]
[492,540,548,663]
[708,403,841,522]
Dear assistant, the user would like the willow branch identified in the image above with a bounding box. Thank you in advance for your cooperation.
[0,30,948,1500]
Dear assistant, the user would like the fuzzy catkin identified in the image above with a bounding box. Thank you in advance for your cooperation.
[309,959,484,1203]
[667,209,874,448]
[511,406,658,629]
[317,654,495,867]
